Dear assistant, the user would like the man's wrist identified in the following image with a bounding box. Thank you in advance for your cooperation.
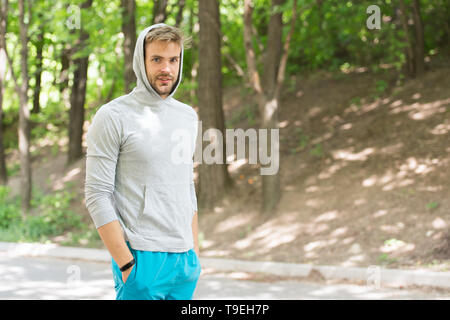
[120,258,135,272]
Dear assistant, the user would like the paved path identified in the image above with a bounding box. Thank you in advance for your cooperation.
[0,254,448,300]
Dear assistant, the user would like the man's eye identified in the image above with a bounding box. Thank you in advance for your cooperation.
[170,58,178,63]
[152,57,160,62]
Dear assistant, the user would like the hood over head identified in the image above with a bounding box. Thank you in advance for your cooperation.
[131,23,184,103]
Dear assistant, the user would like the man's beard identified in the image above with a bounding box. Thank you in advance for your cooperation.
[150,73,176,97]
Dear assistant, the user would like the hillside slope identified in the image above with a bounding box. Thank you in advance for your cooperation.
[6,61,449,271]
[199,62,450,270]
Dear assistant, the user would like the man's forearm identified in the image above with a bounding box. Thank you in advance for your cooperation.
[97,220,134,267]
[192,211,199,256]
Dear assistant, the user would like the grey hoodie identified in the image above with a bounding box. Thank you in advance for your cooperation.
[84,24,198,252]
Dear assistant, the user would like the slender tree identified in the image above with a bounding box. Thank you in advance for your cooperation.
[398,0,415,77]
[175,0,186,27]
[198,0,232,210]
[121,0,136,93]
[412,0,425,76]
[68,0,93,164]
[31,13,44,114]
[0,0,8,185]
[398,0,425,78]
[243,0,298,214]
[152,0,168,24]
[17,0,32,213]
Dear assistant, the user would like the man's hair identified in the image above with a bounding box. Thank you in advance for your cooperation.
[144,25,192,51]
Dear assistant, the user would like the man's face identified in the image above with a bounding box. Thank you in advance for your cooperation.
[144,40,181,99]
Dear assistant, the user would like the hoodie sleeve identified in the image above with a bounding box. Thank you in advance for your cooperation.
[190,112,199,215]
[84,106,122,229]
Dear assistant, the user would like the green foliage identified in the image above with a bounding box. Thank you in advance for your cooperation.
[2,0,448,133]
[309,143,324,159]
[0,185,85,244]
[377,253,397,265]
[295,127,309,151]
[0,186,22,229]
[375,80,388,94]
[426,201,439,210]
[226,103,257,128]
[6,162,20,177]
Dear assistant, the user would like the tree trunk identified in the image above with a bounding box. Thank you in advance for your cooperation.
[198,0,232,210]
[59,45,71,109]
[243,0,298,215]
[398,0,415,77]
[0,0,8,185]
[412,0,425,76]
[68,56,88,164]
[31,20,44,114]
[152,0,168,24]
[264,0,283,98]
[175,0,186,27]
[18,0,32,213]
[260,0,285,215]
[68,0,92,165]
[121,0,136,93]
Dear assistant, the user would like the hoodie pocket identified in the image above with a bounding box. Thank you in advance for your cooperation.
[138,183,192,238]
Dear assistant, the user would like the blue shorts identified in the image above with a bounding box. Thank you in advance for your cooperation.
[111,245,202,300]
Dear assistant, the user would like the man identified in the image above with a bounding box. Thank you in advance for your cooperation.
[84,23,201,300]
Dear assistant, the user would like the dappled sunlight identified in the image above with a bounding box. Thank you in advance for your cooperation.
[308,106,322,118]
[200,239,215,250]
[430,120,450,135]
[330,227,348,237]
[332,147,375,161]
[305,185,320,193]
[233,221,302,251]
[343,98,387,116]
[372,209,389,218]
[341,254,367,266]
[432,217,447,230]
[317,146,378,181]
[389,97,450,120]
[52,165,82,191]
[354,198,367,206]
[318,162,347,180]
[379,142,404,155]
[360,100,382,114]
[361,157,441,191]
[379,239,415,255]
[214,213,254,234]
[340,123,353,130]
[314,210,338,223]
[223,209,337,257]
[304,239,338,255]
[227,158,248,173]
[31,136,55,150]
[305,198,324,208]
[278,120,289,128]
[380,222,405,234]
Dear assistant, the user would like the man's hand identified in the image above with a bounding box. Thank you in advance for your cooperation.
[122,265,134,283]
[97,220,134,283]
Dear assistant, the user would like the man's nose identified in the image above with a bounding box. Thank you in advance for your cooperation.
[160,61,171,73]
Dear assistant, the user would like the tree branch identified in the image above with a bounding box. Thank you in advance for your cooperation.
[243,0,263,94]
[274,0,298,100]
